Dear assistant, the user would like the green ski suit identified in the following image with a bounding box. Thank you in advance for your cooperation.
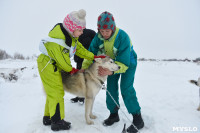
[82,27,141,114]
[37,23,94,120]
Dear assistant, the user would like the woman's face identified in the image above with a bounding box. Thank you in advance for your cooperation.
[99,29,112,40]
[73,29,83,37]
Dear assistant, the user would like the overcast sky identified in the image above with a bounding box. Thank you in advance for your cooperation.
[0,0,200,59]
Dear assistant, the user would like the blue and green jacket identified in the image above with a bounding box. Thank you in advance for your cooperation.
[82,27,137,74]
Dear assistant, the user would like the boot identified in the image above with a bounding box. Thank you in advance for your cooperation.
[127,113,144,133]
[51,119,71,131]
[103,112,120,126]
[43,116,51,126]
[78,97,85,104]
[51,103,71,131]
[70,97,79,103]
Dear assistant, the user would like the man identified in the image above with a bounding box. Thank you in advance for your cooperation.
[82,11,144,133]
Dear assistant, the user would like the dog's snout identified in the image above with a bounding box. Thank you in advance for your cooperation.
[118,66,120,69]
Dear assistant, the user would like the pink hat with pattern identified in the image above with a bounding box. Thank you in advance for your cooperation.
[63,9,86,35]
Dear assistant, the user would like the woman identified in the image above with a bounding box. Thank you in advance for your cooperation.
[37,9,103,131]
[82,11,144,133]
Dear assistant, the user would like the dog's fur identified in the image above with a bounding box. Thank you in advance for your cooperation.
[189,77,200,111]
[61,57,120,124]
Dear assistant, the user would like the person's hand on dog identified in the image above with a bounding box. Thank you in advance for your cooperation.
[98,66,113,76]
[70,67,79,75]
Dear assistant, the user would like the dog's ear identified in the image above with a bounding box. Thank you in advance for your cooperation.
[189,80,198,86]
[94,58,102,63]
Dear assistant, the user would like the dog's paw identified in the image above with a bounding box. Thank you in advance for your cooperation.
[90,114,97,119]
[86,120,94,125]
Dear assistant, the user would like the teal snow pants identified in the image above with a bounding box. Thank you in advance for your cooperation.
[106,63,141,114]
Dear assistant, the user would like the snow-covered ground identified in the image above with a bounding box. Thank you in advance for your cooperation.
[0,59,199,133]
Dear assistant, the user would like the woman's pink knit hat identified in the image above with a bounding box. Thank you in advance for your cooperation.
[63,9,86,35]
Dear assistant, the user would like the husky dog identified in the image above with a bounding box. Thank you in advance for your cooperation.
[189,77,200,111]
[61,57,120,124]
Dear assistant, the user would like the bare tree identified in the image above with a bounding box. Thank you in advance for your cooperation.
[0,49,11,60]
[13,52,25,60]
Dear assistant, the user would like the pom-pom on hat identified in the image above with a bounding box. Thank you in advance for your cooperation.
[97,11,116,32]
[63,9,86,35]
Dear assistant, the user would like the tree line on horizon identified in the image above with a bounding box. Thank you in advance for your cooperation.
[0,49,37,60]
[138,58,200,63]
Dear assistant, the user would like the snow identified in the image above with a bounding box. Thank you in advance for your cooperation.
[0,59,200,133]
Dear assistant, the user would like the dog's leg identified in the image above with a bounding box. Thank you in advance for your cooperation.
[85,98,94,125]
[89,98,97,119]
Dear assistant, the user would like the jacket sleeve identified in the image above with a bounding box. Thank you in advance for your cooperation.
[114,32,131,74]
[75,41,94,61]
[82,34,99,69]
[45,42,73,72]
